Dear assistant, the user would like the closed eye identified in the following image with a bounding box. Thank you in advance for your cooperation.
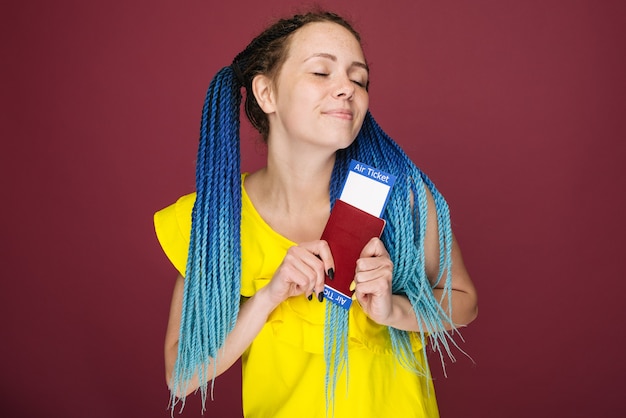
[313,72,329,77]
[352,79,370,91]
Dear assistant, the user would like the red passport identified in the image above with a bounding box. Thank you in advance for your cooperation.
[321,199,386,299]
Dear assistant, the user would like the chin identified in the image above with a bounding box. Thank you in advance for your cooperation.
[333,137,358,151]
[324,129,359,148]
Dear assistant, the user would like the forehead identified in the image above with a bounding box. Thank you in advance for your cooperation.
[287,21,365,61]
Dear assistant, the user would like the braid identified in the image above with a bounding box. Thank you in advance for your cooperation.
[169,66,242,411]
[328,112,461,382]
[324,304,349,415]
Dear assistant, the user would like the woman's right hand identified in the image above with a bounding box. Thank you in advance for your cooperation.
[262,240,335,307]
[165,240,334,394]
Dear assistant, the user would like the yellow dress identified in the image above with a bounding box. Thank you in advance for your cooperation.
[154,174,439,418]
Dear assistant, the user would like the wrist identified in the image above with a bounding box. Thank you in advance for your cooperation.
[379,295,419,331]
[252,285,282,315]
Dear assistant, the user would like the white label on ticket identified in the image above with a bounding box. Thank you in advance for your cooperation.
[339,160,396,217]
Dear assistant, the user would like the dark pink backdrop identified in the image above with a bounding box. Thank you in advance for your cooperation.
[2,0,625,417]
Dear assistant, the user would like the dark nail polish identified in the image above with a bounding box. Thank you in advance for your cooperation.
[327,268,335,280]
[318,291,324,302]
[308,293,313,301]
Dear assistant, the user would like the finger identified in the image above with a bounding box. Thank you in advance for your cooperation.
[297,248,326,289]
[288,246,327,299]
[316,240,336,281]
[355,256,393,282]
[300,240,335,282]
[297,242,335,300]
[359,237,389,258]
[354,267,390,289]
[282,248,319,294]
[354,273,391,296]
[278,263,310,295]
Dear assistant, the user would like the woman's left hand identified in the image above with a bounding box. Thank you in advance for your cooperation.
[353,237,395,324]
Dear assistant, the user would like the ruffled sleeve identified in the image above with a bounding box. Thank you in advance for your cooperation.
[153,193,196,277]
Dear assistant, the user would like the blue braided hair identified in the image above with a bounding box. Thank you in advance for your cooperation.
[322,115,461,413]
[169,65,242,411]
[170,11,460,413]
[334,114,460,370]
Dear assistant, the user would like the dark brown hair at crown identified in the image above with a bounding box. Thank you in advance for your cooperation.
[232,11,363,140]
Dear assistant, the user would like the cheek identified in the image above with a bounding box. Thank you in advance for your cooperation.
[286,84,322,108]
[357,92,369,118]
[356,91,369,112]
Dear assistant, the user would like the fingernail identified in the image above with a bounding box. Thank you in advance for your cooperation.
[318,292,324,302]
[308,293,313,301]
[327,268,334,280]
[349,280,356,292]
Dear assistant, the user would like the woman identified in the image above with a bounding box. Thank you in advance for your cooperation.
[155,11,477,417]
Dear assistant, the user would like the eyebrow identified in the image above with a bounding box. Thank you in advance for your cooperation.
[304,53,369,72]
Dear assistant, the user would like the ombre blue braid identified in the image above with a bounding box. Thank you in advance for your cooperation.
[324,304,349,415]
[169,66,242,412]
[324,112,462,402]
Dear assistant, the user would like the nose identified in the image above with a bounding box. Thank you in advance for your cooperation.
[333,76,355,100]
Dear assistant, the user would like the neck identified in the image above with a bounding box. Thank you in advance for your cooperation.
[244,136,340,243]
[257,150,335,214]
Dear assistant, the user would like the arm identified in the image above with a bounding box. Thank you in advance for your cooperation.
[164,240,334,396]
[164,274,277,396]
[353,188,477,331]
[378,235,477,331]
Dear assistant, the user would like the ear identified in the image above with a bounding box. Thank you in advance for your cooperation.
[251,74,276,114]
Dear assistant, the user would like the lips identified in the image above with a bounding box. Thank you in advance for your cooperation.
[322,109,353,120]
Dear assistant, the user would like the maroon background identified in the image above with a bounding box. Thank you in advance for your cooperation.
[2,0,625,417]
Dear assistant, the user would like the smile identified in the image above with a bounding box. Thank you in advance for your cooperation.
[322,110,353,120]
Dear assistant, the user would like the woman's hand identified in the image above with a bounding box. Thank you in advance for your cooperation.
[262,240,335,308]
[352,185,478,332]
[352,237,395,324]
